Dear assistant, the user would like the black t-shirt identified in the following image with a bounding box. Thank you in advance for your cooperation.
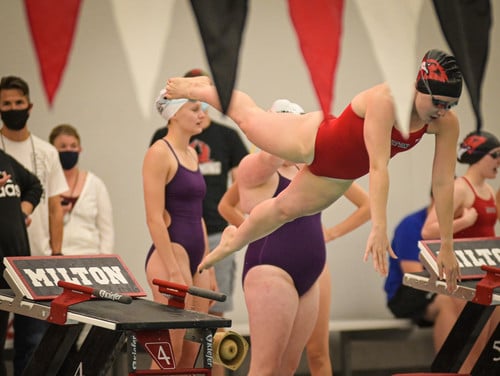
[0,150,43,286]
[150,121,248,234]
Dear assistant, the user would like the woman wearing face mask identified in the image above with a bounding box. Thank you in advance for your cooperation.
[49,124,114,255]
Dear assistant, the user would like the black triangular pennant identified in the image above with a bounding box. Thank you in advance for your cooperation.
[433,0,491,132]
[190,0,248,114]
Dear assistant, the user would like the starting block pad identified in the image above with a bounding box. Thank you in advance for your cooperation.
[0,255,231,375]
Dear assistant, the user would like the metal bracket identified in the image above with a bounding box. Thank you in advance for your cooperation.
[1,270,50,320]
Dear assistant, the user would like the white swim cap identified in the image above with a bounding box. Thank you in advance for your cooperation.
[270,99,305,114]
[155,89,188,121]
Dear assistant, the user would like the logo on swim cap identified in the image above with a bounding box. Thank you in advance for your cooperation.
[416,49,462,98]
[419,59,449,83]
[457,130,500,164]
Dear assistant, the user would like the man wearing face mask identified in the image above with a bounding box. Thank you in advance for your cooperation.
[0,75,67,376]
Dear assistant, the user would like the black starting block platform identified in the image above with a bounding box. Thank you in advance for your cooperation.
[0,255,231,375]
[403,237,500,376]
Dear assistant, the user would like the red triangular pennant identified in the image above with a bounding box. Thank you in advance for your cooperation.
[288,0,344,117]
[24,0,82,107]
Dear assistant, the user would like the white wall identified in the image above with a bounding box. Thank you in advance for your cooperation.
[1,1,499,325]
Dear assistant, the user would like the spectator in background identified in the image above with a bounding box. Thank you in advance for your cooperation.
[0,150,42,376]
[0,75,67,376]
[385,191,475,370]
[151,69,248,376]
[49,124,114,255]
[385,194,441,335]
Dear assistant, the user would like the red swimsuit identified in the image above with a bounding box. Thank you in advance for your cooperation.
[308,104,428,179]
[454,177,497,238]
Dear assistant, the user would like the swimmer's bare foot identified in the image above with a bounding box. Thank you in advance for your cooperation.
[165,76,212,100]
[197,225,238,273]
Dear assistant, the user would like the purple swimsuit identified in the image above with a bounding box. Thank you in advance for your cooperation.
[242,173,326,296]
[146,140,207,276]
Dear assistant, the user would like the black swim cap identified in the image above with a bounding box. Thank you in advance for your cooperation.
[457,130,500,164]
[416,49,462,98]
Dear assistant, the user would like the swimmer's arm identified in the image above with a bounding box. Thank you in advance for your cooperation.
[218,182,246,227]
[364,92,393,236]
[363,90,397,274]
[429,115,458,245]
[430,114,460,289]
[201,218,218,293]
[422,182,474,239]
[323,182,370,242]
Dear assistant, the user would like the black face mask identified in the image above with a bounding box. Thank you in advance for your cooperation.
[59,151,79,170]
[0,109,30,130]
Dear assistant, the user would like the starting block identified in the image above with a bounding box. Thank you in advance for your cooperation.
[0,255,231,375]
[403,237,500,375]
